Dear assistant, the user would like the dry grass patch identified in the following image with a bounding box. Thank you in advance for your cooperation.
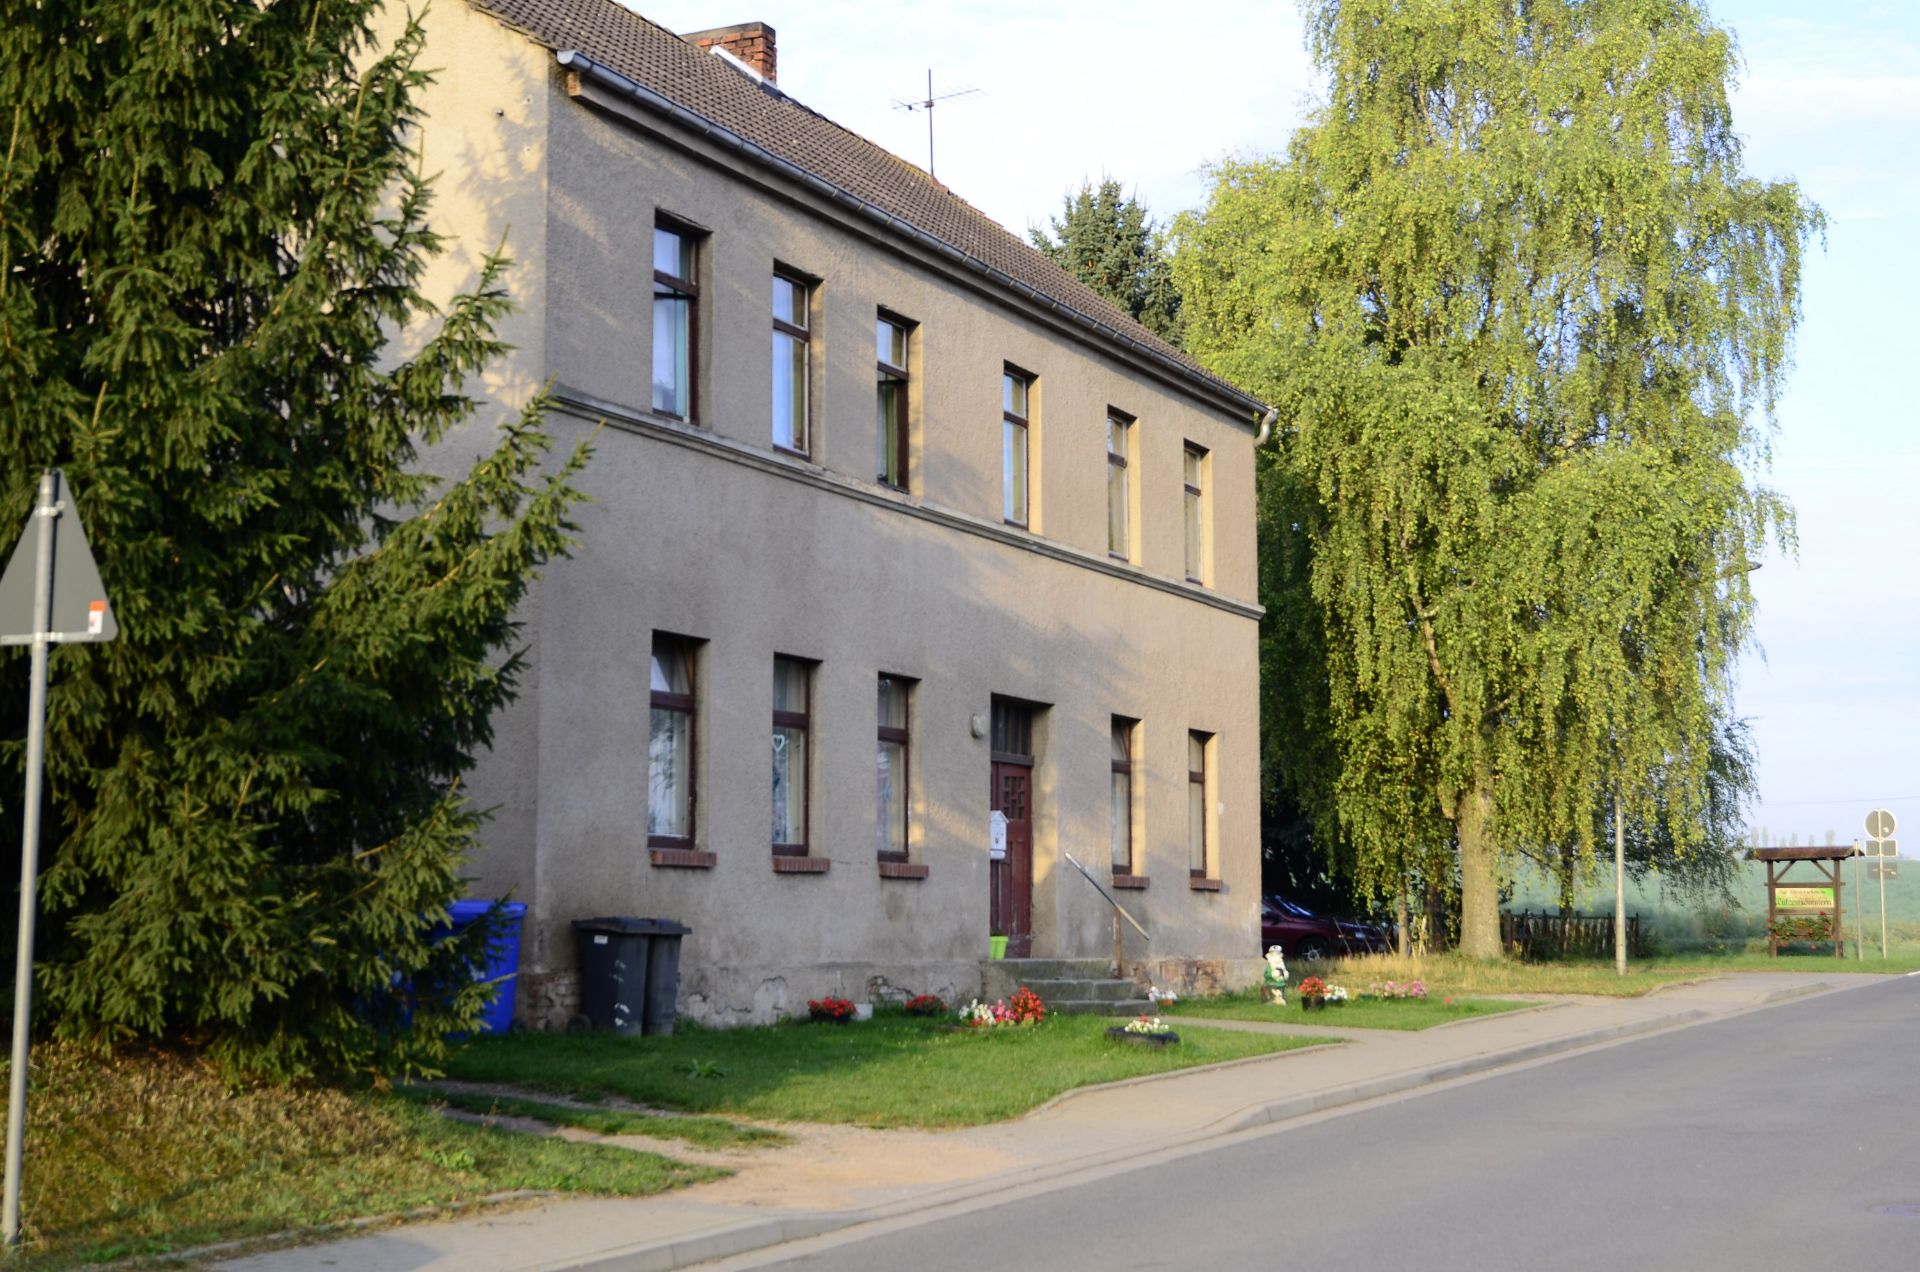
[1317,951,1701,997]
[5,1044,719,1269]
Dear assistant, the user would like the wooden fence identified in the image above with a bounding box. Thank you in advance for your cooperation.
[1500,910,1646,960]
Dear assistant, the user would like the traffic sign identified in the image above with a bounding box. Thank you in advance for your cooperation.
[1866,809,1896,841]
[1870,862,1899,881]
[0,473,115,645]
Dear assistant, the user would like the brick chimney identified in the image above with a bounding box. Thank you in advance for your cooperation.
[685,22,776,84]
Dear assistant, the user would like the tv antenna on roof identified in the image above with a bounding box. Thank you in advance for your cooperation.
[892,70,980,179]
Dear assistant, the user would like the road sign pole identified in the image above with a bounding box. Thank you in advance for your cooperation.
[4,471,57,1248]
[1880,858,1889,961]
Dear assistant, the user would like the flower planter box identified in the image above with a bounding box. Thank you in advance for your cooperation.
[1106,1027,1179,1047]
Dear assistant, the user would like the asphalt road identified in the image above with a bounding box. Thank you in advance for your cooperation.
[741,976,1920,1271]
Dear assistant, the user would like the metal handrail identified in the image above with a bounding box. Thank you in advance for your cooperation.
[1059,853,1144,979]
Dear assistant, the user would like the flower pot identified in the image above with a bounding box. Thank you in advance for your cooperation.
[989,935,1008,960]
[1301,997,1326,1011]
[1106,1027,1180,1046]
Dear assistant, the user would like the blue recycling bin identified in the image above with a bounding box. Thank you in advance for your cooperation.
[439,899,527,1036]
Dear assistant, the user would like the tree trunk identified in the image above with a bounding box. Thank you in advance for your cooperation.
[1396,869,1411,958]
[1558,848,1576,918]
[1457,785,1502,960]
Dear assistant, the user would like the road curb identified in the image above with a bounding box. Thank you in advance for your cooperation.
[549,1213,853,1272]
[543,1008,1720,1271]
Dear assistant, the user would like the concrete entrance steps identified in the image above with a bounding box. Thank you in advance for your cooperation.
[981,958,1152,1017]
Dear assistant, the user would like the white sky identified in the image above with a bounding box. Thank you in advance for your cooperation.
[625,1,1919,847]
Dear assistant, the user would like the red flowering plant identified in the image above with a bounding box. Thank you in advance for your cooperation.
[903,994,946,1017]
[1296,976,1329,1000]
[807,996,856,1023]
[1008,986,1047,1024]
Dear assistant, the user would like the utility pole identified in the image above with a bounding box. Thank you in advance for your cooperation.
[1613,788,1627,977]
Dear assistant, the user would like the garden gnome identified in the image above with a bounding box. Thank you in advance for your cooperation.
[1261,944,1289,1005]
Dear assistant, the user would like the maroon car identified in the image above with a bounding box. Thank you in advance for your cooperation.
[1259,894,1391,962]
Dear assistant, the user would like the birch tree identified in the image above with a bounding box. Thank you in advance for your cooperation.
[1176,0,1818,956]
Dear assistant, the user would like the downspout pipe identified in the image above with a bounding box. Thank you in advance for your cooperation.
[1253,406,1277,446]
[554,48,1273,427]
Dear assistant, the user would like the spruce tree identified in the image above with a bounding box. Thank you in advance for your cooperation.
[1031,179,1184,346]
[0,0,587,1077]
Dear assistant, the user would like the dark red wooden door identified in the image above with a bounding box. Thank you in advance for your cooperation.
[990,761,1033,957]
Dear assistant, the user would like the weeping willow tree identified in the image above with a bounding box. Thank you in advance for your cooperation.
[1176,0,1819,957]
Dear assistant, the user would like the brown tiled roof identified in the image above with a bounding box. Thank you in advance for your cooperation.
[469,0,1261,416]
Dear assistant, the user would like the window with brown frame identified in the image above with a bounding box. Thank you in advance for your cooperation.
[771,656,812,856]
[648,636,696,846]
[1002,367,1032,527]
[772,270,811,454]
[877,676,911,862]
[1110,717,1137,875]
[652,222,698,420]
[1187,730,1211,878]
[876,314,910,488]
[1183,443,1209,583]
[1107,411,1133,560]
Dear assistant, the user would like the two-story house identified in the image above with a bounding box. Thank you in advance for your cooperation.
[398,0,1271,1024]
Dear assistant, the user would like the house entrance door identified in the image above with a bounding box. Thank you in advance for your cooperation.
[989,699,1035,958]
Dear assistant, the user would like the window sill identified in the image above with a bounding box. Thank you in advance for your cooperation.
[1111,874,1149,890]
[1188,876,1223,892]
[879,862,929,880]
[650,848,716,869]
[772,856,831,874]
[773,443,811,461]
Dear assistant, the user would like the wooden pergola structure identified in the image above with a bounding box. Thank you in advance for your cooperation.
[1748,845,1861,958]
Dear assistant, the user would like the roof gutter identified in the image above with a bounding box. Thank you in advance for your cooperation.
[553,48,1271,428]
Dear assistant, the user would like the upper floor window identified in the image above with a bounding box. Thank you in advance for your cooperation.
[771,656,812,855]
[652,222,698,420]
[648,635,697,845]
[772,271,811,454]
[1003,367,1032,527]
[1183,443,1209,583]
[1107,411,1133,560]
[877,315,910,489]
[877,675,911,861]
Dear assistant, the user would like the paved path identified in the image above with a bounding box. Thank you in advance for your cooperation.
[215,973,1884,1272]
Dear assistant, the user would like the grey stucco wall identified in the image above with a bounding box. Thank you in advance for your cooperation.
[408,6,1267,1025]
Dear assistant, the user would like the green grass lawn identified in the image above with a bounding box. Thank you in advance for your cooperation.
[444,1011,1326,1128]
[1637,946,1920,974]
[400,1087,790,1149]
[1171,989,1528,1029]
[9,1045,721,1271]
[1296,944,1920,1002]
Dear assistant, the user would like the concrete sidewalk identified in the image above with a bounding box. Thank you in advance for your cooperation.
[215,972,1874,1272]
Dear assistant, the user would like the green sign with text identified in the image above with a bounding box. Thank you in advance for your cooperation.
[1775,886,1834,910]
